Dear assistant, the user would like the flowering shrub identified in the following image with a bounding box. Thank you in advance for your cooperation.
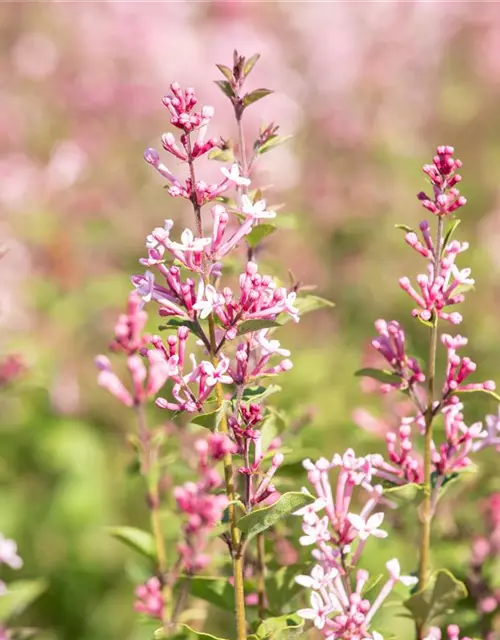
[94,52,499,640]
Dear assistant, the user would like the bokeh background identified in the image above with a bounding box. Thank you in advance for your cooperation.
[2,2,500,639]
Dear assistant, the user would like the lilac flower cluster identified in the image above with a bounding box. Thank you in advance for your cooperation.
[294,452,417,639]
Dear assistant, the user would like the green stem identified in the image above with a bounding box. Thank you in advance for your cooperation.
[135,403,170,625]
[416,215,444,639]
[207,314,247,640]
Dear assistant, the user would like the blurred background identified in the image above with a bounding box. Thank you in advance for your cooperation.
[1,2,500,639]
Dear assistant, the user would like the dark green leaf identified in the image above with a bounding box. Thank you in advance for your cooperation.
[106,526,156,562]
[243,53,260,78]
[239,384,281,403]
[243,88,273,108]
[159,318,201,338]
[189,404,227,432]
[442,219,461,255]
[257,135,293,155]
[237,319,282,335]
[214,80,235,99]
[0,580,47,623]
[216,64,233,82]
[455,387,500,403]
[238,491,315,542]
[403,569,467,627]
[266,565,306,615]
[255,613,303,639]
[354,368,401,386]
[178,576,235,612]
[246,223,278,248]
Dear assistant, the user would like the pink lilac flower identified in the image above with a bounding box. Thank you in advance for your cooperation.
[371,319,425,392]
[424,625,472,640]
[294,453,416,638]
[417,146,466,217]
[134,577,163,619]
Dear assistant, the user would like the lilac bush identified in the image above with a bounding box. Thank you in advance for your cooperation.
[96,52,499,640]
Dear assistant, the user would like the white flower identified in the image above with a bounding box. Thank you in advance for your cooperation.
[203,357,233,386]
[293,496,327,522]
[386,558,418,586]
[297,591,332,630]
[284,291,300,321]
[255,330,290,357]
[169,228,211,252]
[221,163,251,187]
[241,194,276,219]
[299,515,331,546]
[146,219,174,249]
[295,564,338,590]
[0,534,22,570]
[450,264,474,287]
[193,282,222,319]
[347,512,387,541]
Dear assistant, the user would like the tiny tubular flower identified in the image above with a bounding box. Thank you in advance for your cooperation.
[241,194,276,219]
[220,163,251,186]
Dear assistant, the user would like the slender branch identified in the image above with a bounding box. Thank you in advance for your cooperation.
[185,136,247,640]
[207,314,247,640]
[134,403,170,625]
[416,215,444,639]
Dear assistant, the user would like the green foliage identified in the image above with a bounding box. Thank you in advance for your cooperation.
[189,404,227,431]
[245,224,278,248]
[156,624,229,640]
[0,580,47,623]
[237,319,282,335]
[106,526,157,562]
[237,384,282,403]
[238,491,315,542]
[253,614,303,639]
[280,295,335,323]
[256,135,293,155]
[243,89,273,108]
[403,569,468,628]
[442,219,461,255]
[178,576,235,612]
[265,565,306,615]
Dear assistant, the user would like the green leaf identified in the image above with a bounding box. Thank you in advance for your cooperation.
[354,368,401,386]
[237,319,282,335]
[384,482,424,504]
[243,88,273,107]
[214,80,235,99]
[156,624,228,640]
[238,491,315,542]
[246,223,278,248]
[159,318,201,338]
[257,135,293,155]
[243,53,260,77]
[189,404,227,432]
[395,224,414,233]
[0,580,47,623]
[288,294,335,321]
[442,219,461,255]
[239,384,281,403]
[208,148,235,163]
[216,64,233,82]
[255,613,303,639]
[178,576,235,612]
[106,526,156,562]
[455,387,500,403]
[403,569,467,627]
[265,565,306,615]
[362,574,384,595]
